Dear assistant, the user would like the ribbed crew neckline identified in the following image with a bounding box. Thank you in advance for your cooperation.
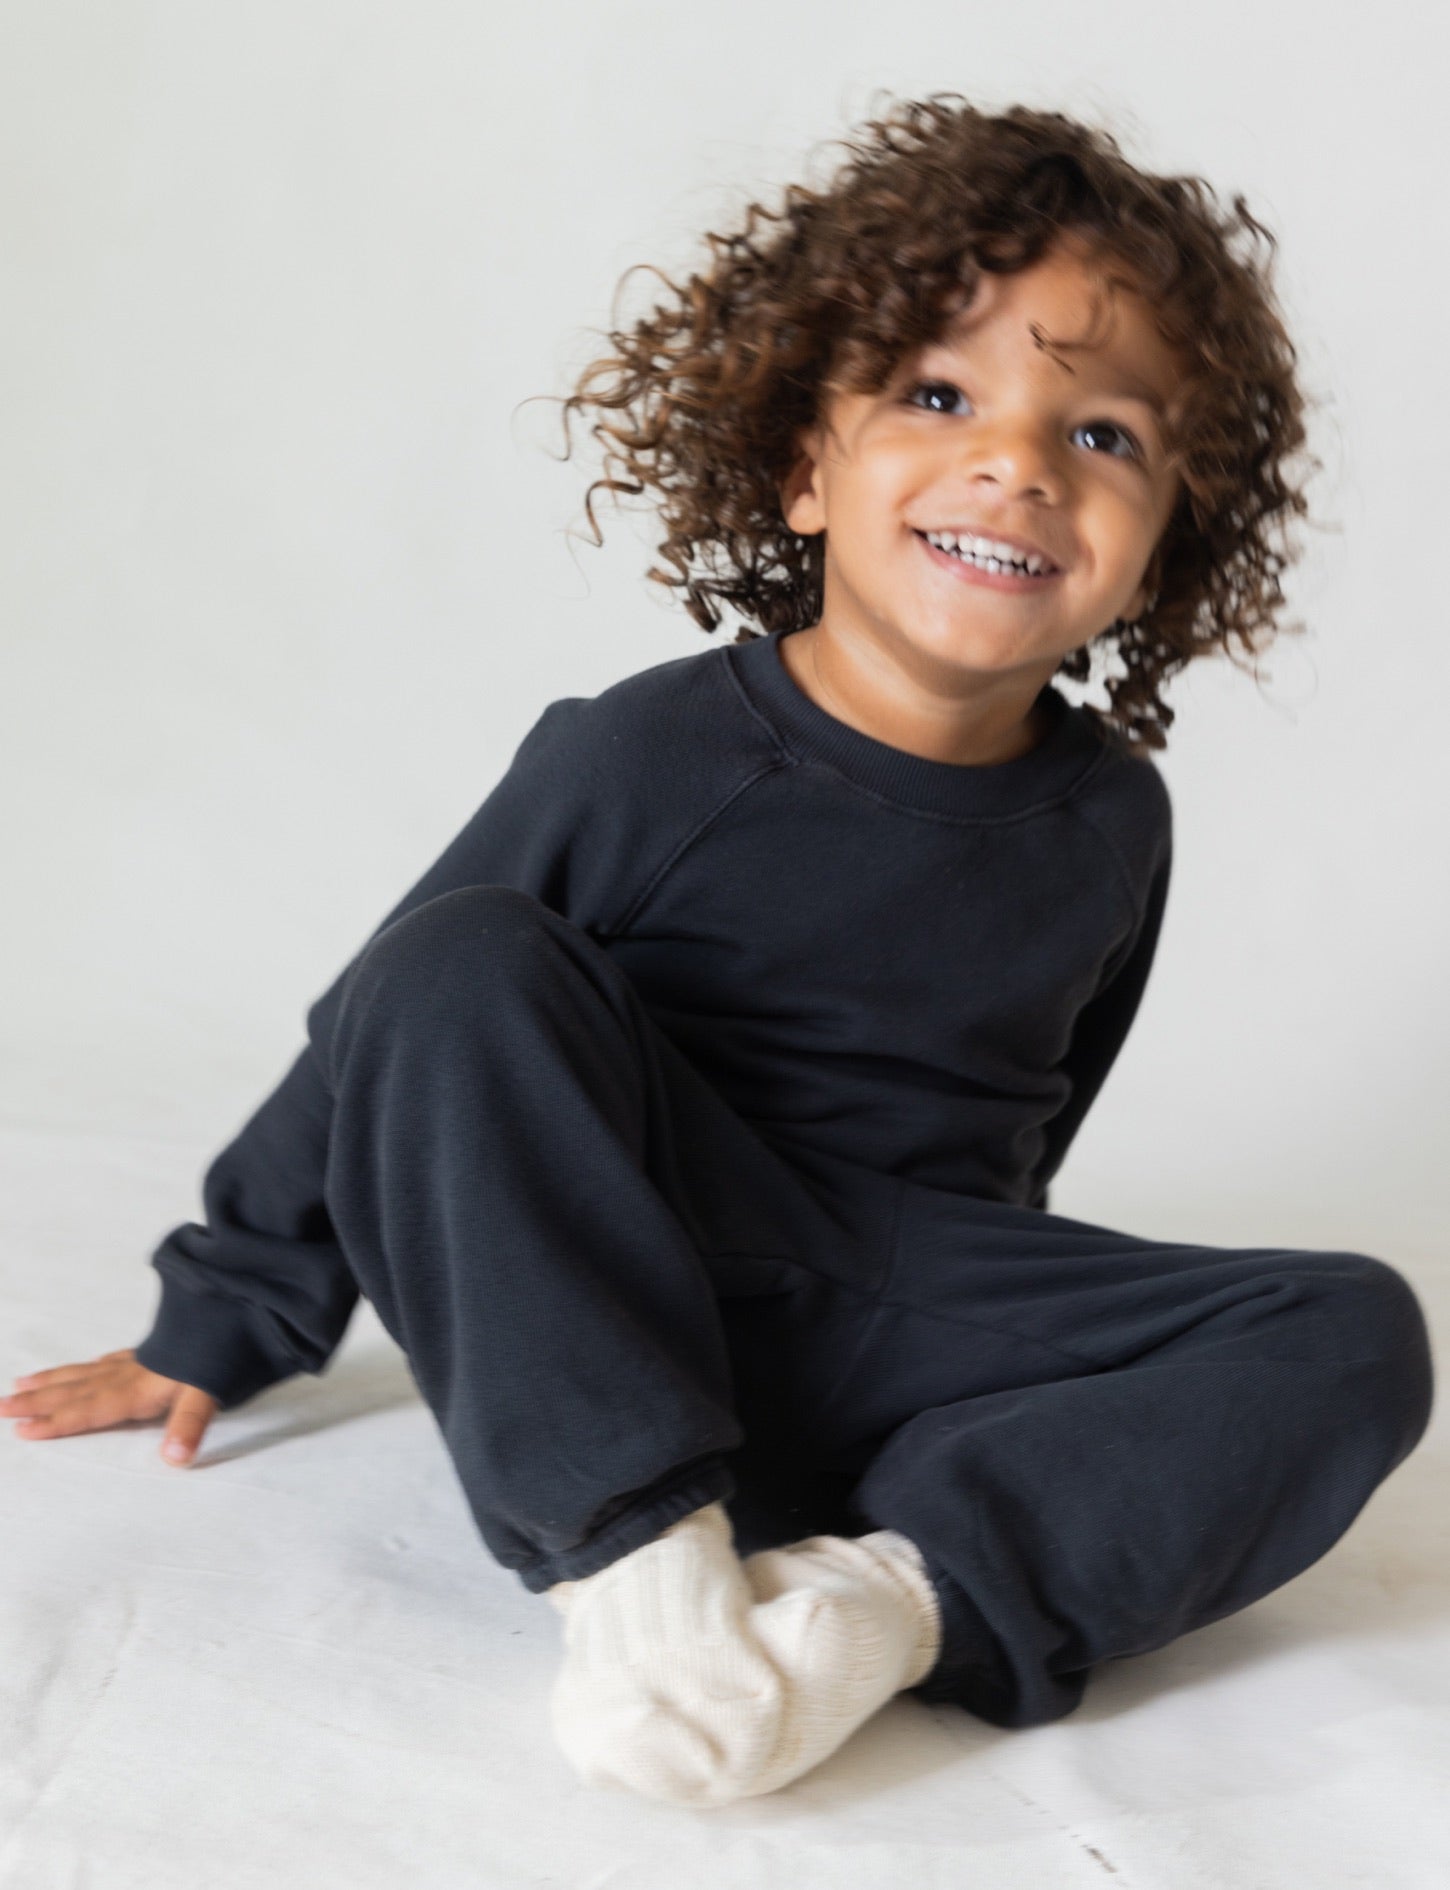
[725,625,1106,819]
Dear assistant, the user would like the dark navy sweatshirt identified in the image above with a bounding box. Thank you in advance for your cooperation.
[133,624,1173,1411]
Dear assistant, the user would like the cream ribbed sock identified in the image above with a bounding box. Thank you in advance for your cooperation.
[545,1499,942,1806]
[546,1499,786,1805]
[738,1522,944,1792]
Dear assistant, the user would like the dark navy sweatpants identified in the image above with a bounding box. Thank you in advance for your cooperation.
[317,884,1435,1729]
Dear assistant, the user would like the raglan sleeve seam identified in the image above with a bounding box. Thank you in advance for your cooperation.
[607,757,793,937]
[1072,764,1173,981]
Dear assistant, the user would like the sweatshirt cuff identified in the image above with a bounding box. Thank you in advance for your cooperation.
[133,1273,297,1412]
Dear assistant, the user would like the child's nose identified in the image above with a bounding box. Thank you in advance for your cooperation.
[954,431,1063,505]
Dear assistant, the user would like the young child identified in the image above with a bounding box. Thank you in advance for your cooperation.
[4,96,1434,1809]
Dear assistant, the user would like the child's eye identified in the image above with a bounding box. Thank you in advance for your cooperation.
[1072,419,1143,463]
[902,381,1143,463]
[903,379,969,417]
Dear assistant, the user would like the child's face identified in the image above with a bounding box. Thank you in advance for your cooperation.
[780,234,1185,692]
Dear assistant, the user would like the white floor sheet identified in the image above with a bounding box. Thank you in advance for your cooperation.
[2,1058,1446,1890]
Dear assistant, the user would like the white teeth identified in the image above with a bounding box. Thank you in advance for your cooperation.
[923,530,1048,575]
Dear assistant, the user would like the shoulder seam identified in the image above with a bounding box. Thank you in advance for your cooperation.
[1070,797,1146,945]
[1069,763,1172,972]
[604,649,794,934]
[609,760,792,936]
[719,644,796,765]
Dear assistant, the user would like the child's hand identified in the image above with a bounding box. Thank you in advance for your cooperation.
[0,1349,219,1466]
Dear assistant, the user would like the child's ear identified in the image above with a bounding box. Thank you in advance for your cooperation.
[779,427,827,537]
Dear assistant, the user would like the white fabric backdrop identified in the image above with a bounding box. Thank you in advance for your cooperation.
[2,2,1445,1882]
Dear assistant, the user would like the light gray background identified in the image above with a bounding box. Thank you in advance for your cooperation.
[3,6,1444,1263]
[2,6,1445,1885]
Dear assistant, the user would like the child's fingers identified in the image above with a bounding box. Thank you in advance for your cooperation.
[160,1387,218,1467]
[11,1364,95,1388]
[3,1356,212,1452]
[13,1352,149,1391]
[5,1383,109,1437]
[4,1362,173,1437]
[5,1373,117,1418]
[0,1386,77,1419]
[1,1390,38,1413]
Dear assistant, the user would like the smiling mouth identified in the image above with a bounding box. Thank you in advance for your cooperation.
[913,530,1062,587]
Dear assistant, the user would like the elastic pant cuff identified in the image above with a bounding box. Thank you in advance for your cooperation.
[514,1458,739,1594]
[905,1549,1009,1715]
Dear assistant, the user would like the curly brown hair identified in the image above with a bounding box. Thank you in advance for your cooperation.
[538,93,1323,751]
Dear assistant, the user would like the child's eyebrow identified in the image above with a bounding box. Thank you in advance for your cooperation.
[1087,369,1168,416]
[1089,380,1166,418]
